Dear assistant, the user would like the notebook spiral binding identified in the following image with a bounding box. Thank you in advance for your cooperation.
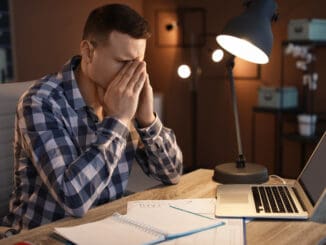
[112,212,168,238]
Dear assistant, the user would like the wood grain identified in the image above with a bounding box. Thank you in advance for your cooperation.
[1,169,326,245]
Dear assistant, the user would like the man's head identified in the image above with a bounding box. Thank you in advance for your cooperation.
[80,4,150,89]
[82,3,150,45]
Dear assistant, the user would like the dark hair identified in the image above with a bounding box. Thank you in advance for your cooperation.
[82,4,151,45]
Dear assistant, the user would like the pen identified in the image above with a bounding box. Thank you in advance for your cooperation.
[169,205,224,223]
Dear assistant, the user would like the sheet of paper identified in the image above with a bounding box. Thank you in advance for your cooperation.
[127,198,216,215]
[161,218,244,245]
[127,198,245,245]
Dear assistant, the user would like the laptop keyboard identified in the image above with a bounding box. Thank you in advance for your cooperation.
[252,186,299,213]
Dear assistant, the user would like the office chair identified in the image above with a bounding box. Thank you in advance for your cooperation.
[0,81,34,219]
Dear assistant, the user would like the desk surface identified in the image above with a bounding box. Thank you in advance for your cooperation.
[1,169,326,245]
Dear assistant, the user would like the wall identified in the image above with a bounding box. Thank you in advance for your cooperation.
[143,0,266,171]
[10,0,143,81]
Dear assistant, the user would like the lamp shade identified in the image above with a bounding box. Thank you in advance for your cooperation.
[216,0,277,64]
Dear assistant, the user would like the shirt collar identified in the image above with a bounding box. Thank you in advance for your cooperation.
[60,55,86,110]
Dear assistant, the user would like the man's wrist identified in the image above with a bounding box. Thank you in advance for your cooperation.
[97,117,130,143]
[116,117,130,127]
[135,114,162,142]
[136,114,156,128]
[104,114,130,128]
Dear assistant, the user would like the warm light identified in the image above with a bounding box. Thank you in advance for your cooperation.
[177,64,191,79]
[216,35,269,64]
[211,49,224,63]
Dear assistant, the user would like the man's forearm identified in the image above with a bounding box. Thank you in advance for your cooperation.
[135,117,183,184]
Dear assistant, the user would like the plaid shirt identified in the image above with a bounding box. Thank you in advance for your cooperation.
[1,56,183,230]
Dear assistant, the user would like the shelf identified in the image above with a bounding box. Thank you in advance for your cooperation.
[283,133,321,143]
[282,40,326,46]
[252,39,326,176]
[253,106,301,114]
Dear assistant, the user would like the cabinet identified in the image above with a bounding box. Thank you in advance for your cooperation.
[252,40,326,176]
[0,0,13,82]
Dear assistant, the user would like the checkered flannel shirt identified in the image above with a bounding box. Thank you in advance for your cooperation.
[1,56,183,230]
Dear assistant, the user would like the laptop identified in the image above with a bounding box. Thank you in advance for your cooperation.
[215,131,326,219]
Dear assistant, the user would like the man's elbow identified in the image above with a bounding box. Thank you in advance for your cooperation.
[169,174,181,184]
[163,170,182,185]
[169,162,183,184]
[62,196,90,218]
[65,205,89,218]
[71,207,88,217]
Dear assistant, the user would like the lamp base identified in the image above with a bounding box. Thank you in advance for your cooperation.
[213,162,268,184]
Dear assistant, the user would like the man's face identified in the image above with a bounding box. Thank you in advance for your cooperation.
[88,31,147,89]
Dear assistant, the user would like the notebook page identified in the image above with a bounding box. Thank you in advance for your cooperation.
[126,204,224,237]
[128,198,216,215]
[55,213,164,245]
[127,199,244,245]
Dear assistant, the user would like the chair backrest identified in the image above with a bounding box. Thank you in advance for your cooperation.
[0,81,34,218]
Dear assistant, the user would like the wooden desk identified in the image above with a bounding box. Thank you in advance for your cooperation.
[1,169,326,245]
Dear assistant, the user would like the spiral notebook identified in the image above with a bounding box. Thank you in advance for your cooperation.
[127,199,245,245]
[54,206,225,245]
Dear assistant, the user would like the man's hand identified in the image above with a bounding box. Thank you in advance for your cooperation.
[135,74,155,127]
[100,61,147,125]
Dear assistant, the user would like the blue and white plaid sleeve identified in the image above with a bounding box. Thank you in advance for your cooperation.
[18,94,128,217]
[135,116,183,184]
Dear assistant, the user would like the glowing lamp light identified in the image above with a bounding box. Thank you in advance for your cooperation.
[211,49,224,63]
[216,35,269,64]
[177,64,191,79]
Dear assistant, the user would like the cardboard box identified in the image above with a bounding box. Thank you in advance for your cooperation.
[288,19,326,41]
[258,86,298,108]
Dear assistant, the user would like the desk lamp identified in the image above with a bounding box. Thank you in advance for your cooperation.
[213,0,278,184]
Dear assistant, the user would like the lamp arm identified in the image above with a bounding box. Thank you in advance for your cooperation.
[227,57,246,168]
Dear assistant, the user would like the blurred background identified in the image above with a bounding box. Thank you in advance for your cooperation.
[2,0,326,178]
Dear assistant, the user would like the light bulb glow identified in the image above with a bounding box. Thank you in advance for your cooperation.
[216,35,269,64]
[177,64,191,79]
[212,49,224,62]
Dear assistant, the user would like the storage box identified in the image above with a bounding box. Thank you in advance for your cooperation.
[288,19,326,41]
[258,86,298,108]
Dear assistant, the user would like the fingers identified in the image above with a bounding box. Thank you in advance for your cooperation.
[119,61,142,90]
[116,61,146,90]
[96,86,105,105]
[109,61,134,88]
[126,61,146,85]
[133,71,147,94]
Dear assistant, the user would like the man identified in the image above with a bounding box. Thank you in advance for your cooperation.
[1,3,182,230]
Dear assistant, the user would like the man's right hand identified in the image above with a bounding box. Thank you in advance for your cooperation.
[100,61,147,125]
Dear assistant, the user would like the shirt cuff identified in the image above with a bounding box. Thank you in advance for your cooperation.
[135,114,163,142]
[97,117,129,144]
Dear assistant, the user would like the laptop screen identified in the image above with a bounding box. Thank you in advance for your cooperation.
[298,132,326,205]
